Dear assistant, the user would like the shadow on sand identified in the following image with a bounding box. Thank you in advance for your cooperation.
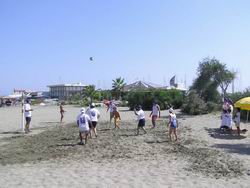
[0,131,22,135]
[205,128,247,140]
[213,143,250,155]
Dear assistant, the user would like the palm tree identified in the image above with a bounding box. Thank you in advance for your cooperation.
[82,85,97,104]
[112,77,126,99]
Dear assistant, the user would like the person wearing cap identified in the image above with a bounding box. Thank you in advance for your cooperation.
[77,108,92,145]
[168,108,178,141]
[24,99,33,133]
[149,102,161,129]
[88,103,100,137]
[134,105,147,135]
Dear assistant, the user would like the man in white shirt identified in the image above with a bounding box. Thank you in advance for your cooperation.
[134,105,147,135]
[77,108,92,145]
[149,102,161,129]
[24,99,33,133]
[88,103,100,138]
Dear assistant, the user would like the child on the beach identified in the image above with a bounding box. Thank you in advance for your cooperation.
[134,105,147,135]
[113,106,121,129]
[76,108,92,145]
[168,108,178,141]
[234,108,241,136]
[60,103,65,123]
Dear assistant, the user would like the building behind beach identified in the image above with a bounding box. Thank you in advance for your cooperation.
[123,80,187,92]
[47,83,86,100]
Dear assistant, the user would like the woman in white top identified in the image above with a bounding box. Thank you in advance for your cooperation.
[168,108,178,141]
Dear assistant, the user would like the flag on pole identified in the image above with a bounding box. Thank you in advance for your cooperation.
[170,75,176,86]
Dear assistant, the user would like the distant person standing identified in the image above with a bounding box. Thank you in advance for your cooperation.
[89,103,100,137]
[24,99,33,133]
[149,102,161,128]
[107,100,116,124]
[134,105,147,135]
[234,108,241,136]
[168,108,178,141]
[59,103,65,123]
[77,108,92,145]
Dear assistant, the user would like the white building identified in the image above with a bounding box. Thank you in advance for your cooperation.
[47,83,86,100]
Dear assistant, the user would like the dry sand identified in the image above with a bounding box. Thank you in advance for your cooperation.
[0,105,249,187]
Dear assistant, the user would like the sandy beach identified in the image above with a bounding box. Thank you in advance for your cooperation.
[0,105,249,188]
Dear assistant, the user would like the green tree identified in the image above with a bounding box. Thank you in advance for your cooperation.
[82,85,97,104]
[112,77,126,99]
[191,57,236,102]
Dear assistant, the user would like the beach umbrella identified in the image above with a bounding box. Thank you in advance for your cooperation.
[234,97,250,122]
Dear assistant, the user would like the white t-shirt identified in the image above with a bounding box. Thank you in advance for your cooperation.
[77,113,91,131]
[137,109,145,120]
[24,103,32,117]
[152,104,160,116]
[89,108,100,122]
[234,112,240,124]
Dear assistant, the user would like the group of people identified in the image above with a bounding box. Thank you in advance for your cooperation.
[220,98,241,136]
[76,103,101,145]
[76,101,178,145]
[22,99,178,144]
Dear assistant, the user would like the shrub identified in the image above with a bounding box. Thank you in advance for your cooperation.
[126,89,184,110]
[182,90,207,115]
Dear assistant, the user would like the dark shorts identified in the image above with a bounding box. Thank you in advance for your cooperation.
[25,117,31,123]
[92,121,97,128]
[138,119,145,127]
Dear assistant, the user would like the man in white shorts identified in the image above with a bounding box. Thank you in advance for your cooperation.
[88,103,100,138]
[77,108,92,145]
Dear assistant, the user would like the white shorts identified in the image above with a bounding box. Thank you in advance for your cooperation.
[79,127,89,133]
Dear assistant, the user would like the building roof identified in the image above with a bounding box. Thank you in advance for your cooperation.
[47,83,86,87]
[123,81,164,91]
[123,81,187,92]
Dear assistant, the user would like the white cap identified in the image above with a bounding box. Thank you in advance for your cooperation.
[80,108,85,113]
[169,108,174,113]
[91,103,95,107]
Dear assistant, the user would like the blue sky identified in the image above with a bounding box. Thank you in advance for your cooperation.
[0,0,250,95]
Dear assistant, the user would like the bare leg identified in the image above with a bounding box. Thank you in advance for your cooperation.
[60,112,64,123]
[169,127,172,141]
[136,127,140,135]
[79,132,83,144]
[237,127,240,136]
[173,128,178,141]
[85,133,88,144]
[93,127,98,137]
[142,127,147,134]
